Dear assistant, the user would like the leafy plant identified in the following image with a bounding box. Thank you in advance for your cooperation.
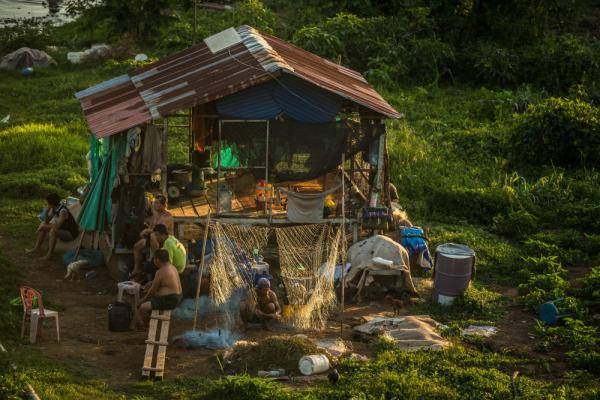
[511,97,600,167]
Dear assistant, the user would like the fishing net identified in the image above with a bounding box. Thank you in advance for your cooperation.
[206,221,344,331]
[209,222,270,306]
[275,224,344,329]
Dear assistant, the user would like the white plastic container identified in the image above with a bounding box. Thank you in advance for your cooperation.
[251,261,269,276]
[298,354,330,376]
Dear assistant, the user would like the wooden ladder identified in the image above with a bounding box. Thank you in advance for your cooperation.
[141,310,172,380]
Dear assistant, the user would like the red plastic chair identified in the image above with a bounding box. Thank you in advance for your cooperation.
[19,286,60,344]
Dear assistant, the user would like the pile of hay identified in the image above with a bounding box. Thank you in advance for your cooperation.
[223,336,325,374]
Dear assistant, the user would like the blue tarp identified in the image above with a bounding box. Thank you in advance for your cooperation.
[216,75,343,123]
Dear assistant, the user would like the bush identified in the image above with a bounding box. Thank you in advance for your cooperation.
[292,12,452,86]
[0,169,86,199]
[492,209,539,239]
[535,318,599,373]
[0,123,87,175]
[521,34,600,92]
[518,273,569,310]
[466,42,520,85]
[578,266,600,305]
[0,18,52,55]
[511,97,600,167]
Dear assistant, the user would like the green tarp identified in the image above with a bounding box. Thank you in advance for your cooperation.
[78,134,127,231]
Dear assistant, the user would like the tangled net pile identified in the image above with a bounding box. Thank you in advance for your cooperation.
[209,222,270,306]
[275,224,343,329]
[207,221,344,330]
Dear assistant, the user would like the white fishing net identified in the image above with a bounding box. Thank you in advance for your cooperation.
[207,221,344,330]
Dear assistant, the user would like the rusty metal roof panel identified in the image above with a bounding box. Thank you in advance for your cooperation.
[261,33,401,119]
[76,25,399,138]
[131,41,272,119]
[75,75,152,138]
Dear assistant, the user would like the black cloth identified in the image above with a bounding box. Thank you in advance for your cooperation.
[151,293,182,310]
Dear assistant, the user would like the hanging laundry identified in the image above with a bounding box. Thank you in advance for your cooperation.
[279,185,340,223]
[142,124,162,173]
[400,227,433,270]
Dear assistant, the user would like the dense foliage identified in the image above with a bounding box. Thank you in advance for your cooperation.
[512,98,600,167]
[1,0,600,398]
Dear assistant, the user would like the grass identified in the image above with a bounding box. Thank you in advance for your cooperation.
[1,65,600,397]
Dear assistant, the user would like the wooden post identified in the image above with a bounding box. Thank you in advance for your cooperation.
[161,119,168,196]
[192,210,212,331]
[216,121,222,215]
[370,130,385,207]
[340,152,346,337]
[265,120,270,220]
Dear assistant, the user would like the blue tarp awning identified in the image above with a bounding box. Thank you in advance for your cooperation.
[216,74,343,123]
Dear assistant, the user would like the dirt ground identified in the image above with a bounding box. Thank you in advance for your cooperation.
[2,234,396,387]
[3,234,562,388]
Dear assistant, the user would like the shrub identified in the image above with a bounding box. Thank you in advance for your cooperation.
[467,42,520,85]
[492,208,539,238]
[511,97,600,167]
[450,285,505,321]
[0,123,87,175]
[518,273,569,310]
[521,34,600,92]
[522,255,566,275]
[0,17,52,55]
[578,266,600,305]
[535,318,599,373]
[0,169,86,199]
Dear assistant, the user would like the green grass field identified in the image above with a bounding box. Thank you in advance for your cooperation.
[1,62,598,398]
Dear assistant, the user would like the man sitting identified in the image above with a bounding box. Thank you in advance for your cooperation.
[137,249,182,328]
[26,193,80,260]
[241,278,281,331]
[131,195,174,280]
[153,224,187,274]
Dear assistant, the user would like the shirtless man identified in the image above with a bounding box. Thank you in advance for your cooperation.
[137,249,182,328]
[241,278,281,331]
[131,195,173,280]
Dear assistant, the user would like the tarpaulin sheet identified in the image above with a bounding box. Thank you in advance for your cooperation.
[216,75,343,123]
[78,134,127,231]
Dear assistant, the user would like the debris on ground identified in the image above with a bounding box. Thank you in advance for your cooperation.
[172,329,237,350]
[345,352,369,362]
[353,316,450,351]
[67,44,110,64]
[315,338,349,357]
[461,325,498,337]
[223,336,325,374]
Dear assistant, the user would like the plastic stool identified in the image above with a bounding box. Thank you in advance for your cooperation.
[117,281,141,307]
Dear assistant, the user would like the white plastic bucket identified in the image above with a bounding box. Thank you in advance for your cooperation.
[437,294,456,306]
[298,354,329,376]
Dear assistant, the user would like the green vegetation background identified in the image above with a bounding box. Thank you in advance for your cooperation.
[1,0,599,398]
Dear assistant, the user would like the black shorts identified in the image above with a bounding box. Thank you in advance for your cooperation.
[151,294,182,310]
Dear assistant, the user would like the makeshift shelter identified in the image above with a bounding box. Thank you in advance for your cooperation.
[0,47,56,70]
[74,26,401,328]
[75,25,400,237]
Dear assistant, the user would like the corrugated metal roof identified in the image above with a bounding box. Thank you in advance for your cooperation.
[76,25,400,138]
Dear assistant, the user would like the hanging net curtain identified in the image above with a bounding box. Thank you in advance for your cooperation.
[206,222,344,330]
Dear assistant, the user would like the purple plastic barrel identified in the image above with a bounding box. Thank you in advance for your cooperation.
[432,243,475,305]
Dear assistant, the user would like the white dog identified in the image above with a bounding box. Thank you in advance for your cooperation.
[64,260,89,281]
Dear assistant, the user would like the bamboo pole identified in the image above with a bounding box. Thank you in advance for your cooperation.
[192,210,212,331]
[340,153,346,337]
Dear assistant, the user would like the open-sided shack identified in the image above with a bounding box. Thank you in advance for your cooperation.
[74,26,400,278]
